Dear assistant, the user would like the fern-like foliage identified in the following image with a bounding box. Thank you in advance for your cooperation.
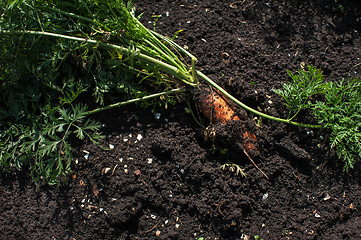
[274,65,361,171]
[313,79,361,171]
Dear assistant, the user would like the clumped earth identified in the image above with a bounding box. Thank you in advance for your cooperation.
[1,0,361,239]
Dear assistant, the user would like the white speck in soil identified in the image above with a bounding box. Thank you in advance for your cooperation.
[155,113,161,120]
[102,167,111,174]
[137,134,143,141]
[109,144,114,149]
[323,193,331,201]
[262,193,269,200]
[315,213,321,218]
[147,158,153,164]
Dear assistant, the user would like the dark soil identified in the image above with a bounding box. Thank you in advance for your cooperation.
[1,0,361,239]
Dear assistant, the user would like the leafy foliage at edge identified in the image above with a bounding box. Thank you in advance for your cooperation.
[274,65,361,171]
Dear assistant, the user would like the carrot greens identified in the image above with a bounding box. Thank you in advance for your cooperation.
[274,65,361,171]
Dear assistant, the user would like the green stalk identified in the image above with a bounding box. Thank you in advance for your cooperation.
[85,88,185,115]
[1,30,197,86]
[150,30,197,60]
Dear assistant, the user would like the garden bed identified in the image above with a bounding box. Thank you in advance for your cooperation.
[1,0,361,239]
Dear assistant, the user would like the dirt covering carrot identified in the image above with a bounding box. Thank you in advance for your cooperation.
[197,87,268,178]
[197,87,258,153]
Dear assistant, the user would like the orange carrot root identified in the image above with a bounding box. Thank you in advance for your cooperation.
[242,131,258,152]
[198,88,240,124]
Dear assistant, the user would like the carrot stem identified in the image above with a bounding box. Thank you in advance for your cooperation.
[84,88,185,116]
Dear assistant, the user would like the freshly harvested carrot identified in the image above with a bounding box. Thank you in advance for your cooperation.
[198,88,257,149]
[197,87,268,179]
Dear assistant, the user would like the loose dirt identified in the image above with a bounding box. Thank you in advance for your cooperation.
[1,0,361,239]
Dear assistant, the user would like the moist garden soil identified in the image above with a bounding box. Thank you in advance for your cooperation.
[1,0,361,239]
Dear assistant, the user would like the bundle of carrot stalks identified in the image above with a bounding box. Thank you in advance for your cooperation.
[1,0,282,179]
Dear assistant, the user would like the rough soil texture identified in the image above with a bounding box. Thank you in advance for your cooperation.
[1,0,361,239]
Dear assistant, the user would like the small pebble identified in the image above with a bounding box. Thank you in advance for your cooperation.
[147,158,153,164]
[175,223,180,228]
[155,113,161,120]
[165,220,169,224]
[137,134,143,141]
[315,213,321,218]
[262,193,269,200]
[109,144,114,149]
[156,230,161,237]
[180,169,185,174]
[84,153,90,160]
[102,167,111,174]
[123,138,129,142]
[151,214,157,219]
[323,193,331,201]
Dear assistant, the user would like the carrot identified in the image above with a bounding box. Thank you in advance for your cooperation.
[197,87,258,151]
[197,87,268,179]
